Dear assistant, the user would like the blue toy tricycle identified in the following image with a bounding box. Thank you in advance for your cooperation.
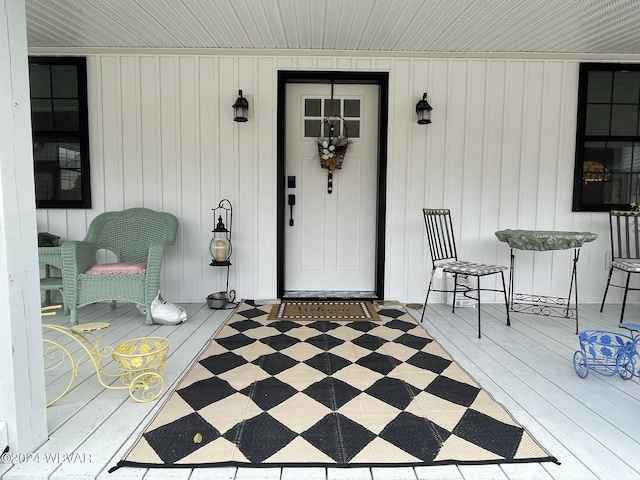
[573,327,639,379]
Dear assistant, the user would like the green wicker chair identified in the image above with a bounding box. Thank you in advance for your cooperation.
[61,208,179,326]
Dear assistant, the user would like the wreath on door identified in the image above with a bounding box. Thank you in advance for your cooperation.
[315,82,352,194]
[316,117,351,173]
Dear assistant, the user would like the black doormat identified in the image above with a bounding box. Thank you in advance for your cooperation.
[268,300,381,321]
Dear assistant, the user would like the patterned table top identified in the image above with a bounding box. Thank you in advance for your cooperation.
[495,229,598,251]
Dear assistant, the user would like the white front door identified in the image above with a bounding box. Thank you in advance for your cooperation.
[284,83,379,295]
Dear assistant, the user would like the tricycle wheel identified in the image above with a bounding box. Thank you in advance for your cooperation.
[619,356,636,380]
[573,350,589,378]
[129,373,164,402]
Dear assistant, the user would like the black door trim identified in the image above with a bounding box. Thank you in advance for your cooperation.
[276,70,389,299]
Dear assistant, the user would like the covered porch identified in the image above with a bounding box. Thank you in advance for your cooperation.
[1,300,638,480]
[4,0,640,474]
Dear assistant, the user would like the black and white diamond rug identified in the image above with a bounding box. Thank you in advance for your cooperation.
[114,301,557,469]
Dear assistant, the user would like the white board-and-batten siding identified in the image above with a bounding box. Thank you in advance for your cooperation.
[33,52,619,305]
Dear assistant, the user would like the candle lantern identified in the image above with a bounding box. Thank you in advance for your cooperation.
[209,199,232,266]
[207,199,235,310]
[210,217,231,263]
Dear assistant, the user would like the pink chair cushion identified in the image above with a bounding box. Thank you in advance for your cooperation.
[85,262,147,274]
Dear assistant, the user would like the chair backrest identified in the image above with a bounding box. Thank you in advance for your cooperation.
[423,208,458,265]
[609,210,640,260]
[84,208,179,263]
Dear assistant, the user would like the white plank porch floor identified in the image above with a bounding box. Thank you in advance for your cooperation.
[2,300,640,480]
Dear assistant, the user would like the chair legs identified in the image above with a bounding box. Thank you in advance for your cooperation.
[70,309,78,327]
[421,271,510,339]
[620,272,632,324]
[420,270,436,323]
[601,268,634,324]
[452,274,458,314]
[600,266,614,312]
[476,276,481,338]
[500,271,511,327]
[145,308,154,325]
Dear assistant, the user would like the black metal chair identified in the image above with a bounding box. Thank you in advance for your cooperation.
[601,210,640,323]
[420,208,510,338]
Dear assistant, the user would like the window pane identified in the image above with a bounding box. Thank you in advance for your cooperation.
[304,119,320,137]
[305,99,321,117]
[607,142,634,173]
[31,99,53,131]
[605,173,635,204]
[52,99,79,130]
[613,71,640,103]
[585,104,610,135]
[52,65,78,98]
[345,120,360,138]
[33,137,83,202]
[633,142,640,173]
[344,99,360,117]
[581,142,611,205]
[587,71,612,103]
[323,99,340,117]
[611,105,638,136]
[583,143,612,172]
[29,64,51,97]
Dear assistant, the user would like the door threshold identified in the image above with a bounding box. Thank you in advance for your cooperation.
[282,291,378,300]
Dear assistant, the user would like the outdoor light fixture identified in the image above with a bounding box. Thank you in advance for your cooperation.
[416,93,433,125]
[232,90,249,122]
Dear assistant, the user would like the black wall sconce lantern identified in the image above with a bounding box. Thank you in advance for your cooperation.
[416,93,433,125]
[233,90,249,122]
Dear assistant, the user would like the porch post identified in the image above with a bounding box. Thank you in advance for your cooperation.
[0,0,48,452]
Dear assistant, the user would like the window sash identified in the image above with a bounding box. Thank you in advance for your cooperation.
[29,56,91,209]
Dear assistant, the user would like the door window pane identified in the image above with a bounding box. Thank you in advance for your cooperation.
[323,99,340,117]
[304,119,321,137]
[344,99,360,117]
[304,97,362,138]
[305,99,321,117]
[345,120,360,138]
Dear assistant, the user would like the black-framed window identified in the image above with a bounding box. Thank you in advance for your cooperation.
[573,63,640,211]
[29,57,91,208]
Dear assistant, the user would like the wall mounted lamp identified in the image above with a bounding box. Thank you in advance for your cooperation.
[233,90,249,122]
[416,93,433,125]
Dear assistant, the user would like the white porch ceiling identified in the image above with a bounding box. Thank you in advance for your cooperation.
[24,0,640,55]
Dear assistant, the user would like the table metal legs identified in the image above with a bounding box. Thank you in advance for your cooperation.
[508,248,580,334]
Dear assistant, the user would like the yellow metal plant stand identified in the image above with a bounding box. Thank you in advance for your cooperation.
[42,306,169,406]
